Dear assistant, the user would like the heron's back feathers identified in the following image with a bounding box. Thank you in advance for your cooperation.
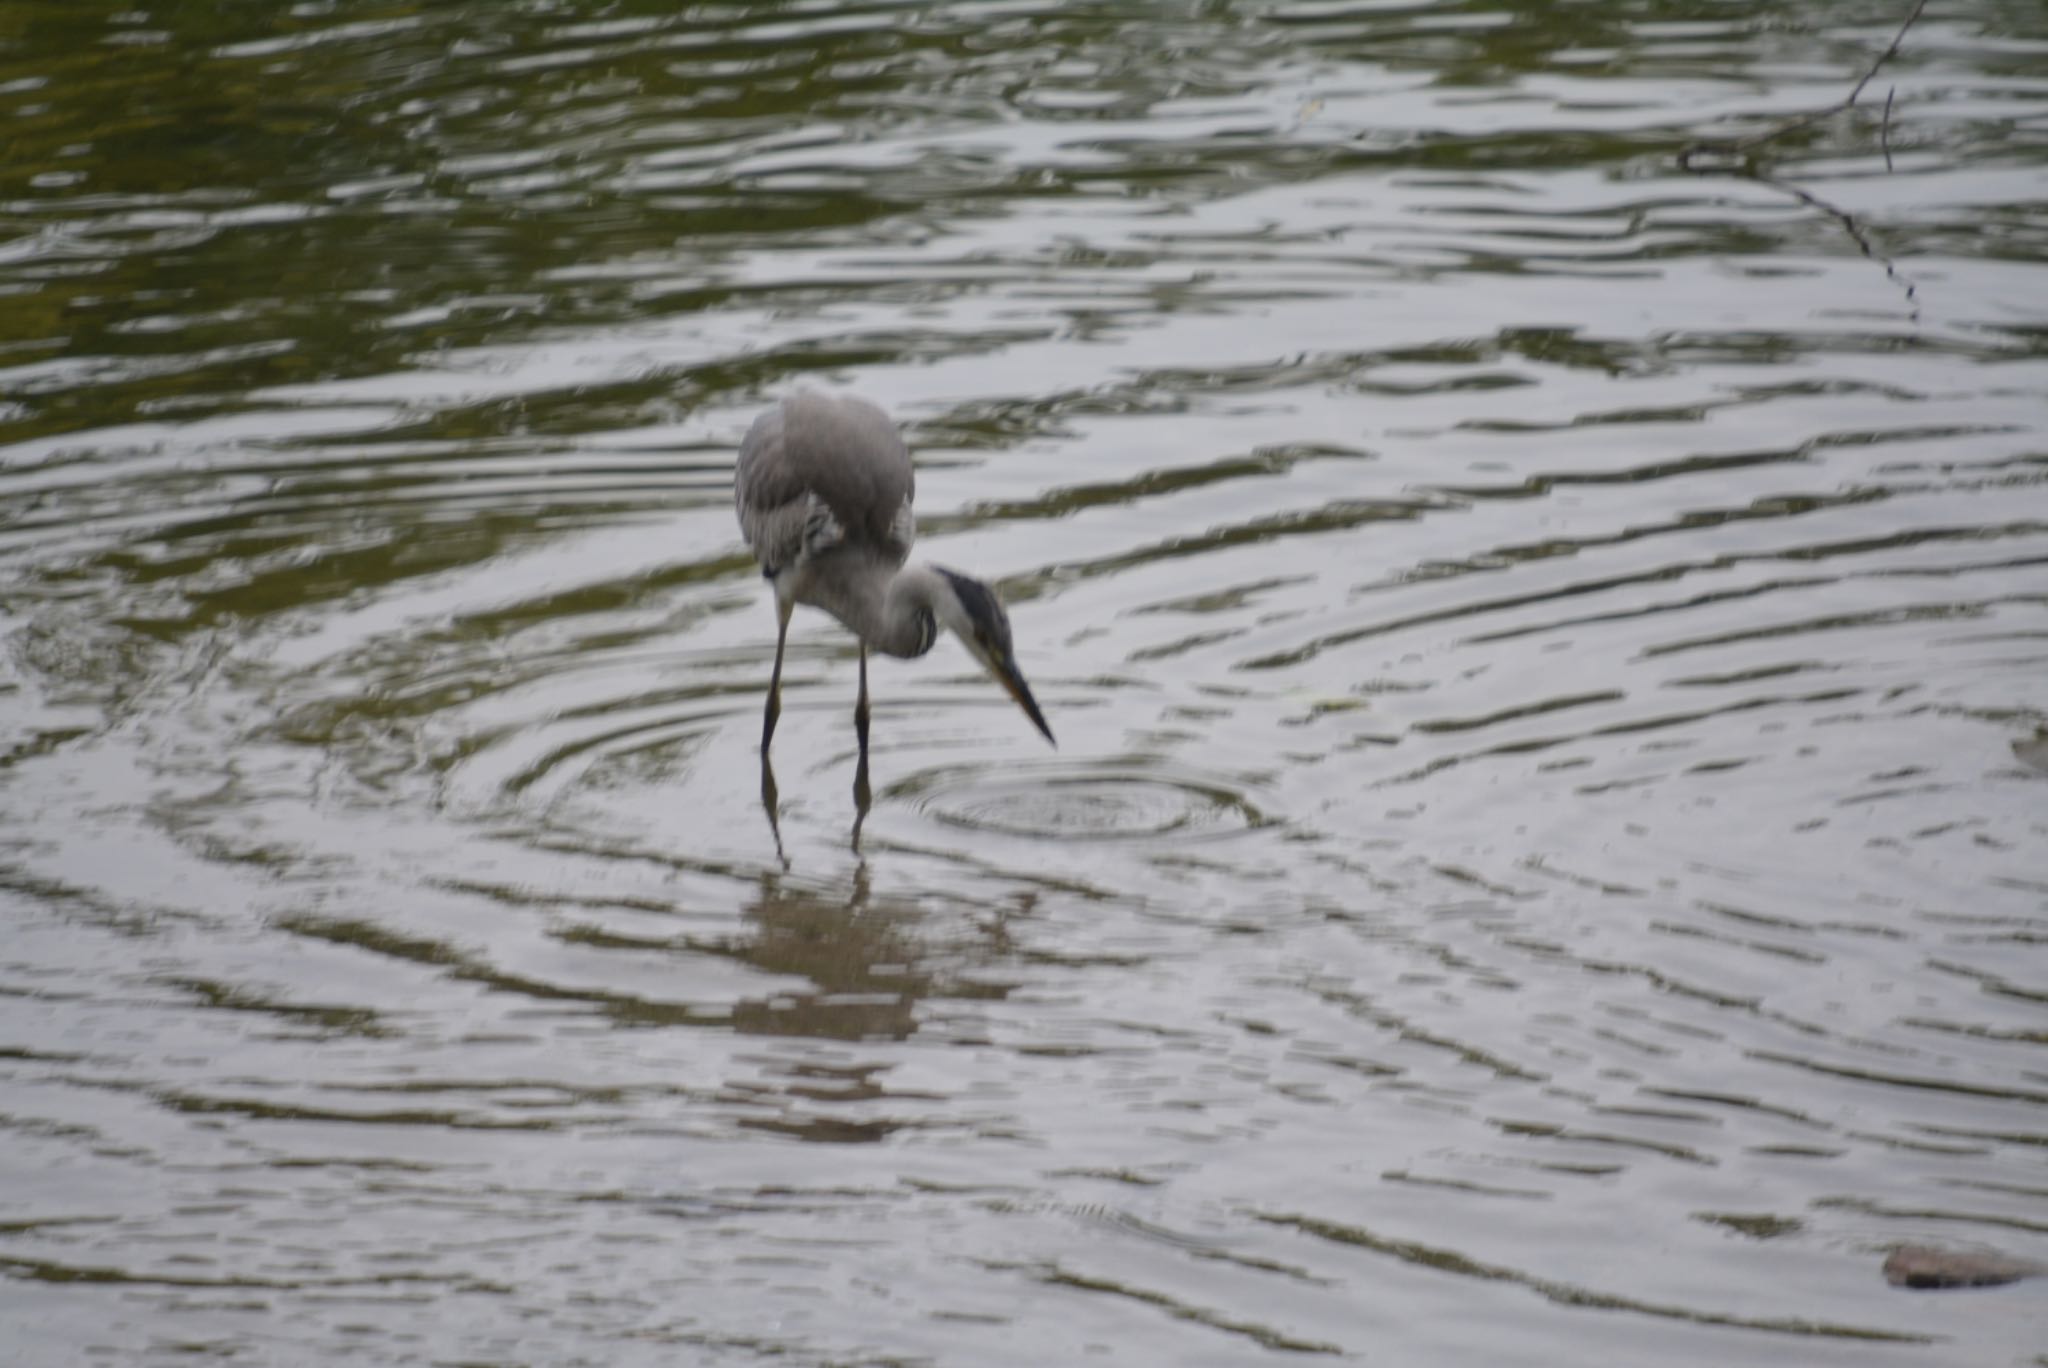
[735,393,915,580]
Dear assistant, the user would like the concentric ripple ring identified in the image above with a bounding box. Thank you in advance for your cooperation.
[894,762,1272,843]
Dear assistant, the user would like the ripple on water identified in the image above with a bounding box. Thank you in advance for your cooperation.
[894,760,1272,843]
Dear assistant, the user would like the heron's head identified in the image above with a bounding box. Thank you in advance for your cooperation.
[930,567,1055,746]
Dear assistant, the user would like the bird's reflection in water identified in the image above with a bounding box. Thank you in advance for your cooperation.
[852,746,872,852]
[735,864,901,1040]
[756,743,874,860]
[728,866,1010,1046]
[759,751,788,867]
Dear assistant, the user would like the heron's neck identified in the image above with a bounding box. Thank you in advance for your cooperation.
[827,558,943,659]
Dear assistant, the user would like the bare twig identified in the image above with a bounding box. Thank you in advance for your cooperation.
[1675,1,1928,317]
[1881,85,1897,172]
[1843,0,1929,110]
[1677,0,1928,168]
[1752,172,1920,318]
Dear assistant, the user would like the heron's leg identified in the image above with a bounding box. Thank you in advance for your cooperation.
[854,642,871,755]
[762,596,793,755]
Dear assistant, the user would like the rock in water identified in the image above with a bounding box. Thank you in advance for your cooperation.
[1884,1244,2045,1290]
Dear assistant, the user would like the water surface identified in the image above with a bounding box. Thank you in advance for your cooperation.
[3,2,2046,1364]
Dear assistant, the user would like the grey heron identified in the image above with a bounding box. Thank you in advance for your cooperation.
[735,392,1055,759]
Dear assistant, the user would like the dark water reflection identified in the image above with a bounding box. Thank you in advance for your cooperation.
[4,1,2047,1363]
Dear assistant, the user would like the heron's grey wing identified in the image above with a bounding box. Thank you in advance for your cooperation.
[780,393,915,560]
[884,485,916,559]
[735,404,823,578]
[737,394,916,577]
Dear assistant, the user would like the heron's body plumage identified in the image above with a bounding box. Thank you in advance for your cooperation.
[736,393,916,579]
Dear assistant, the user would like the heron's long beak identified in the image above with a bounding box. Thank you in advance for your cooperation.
[989,650,1055,747]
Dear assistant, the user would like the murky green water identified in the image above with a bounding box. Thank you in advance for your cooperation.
[4,2,2046,1363]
